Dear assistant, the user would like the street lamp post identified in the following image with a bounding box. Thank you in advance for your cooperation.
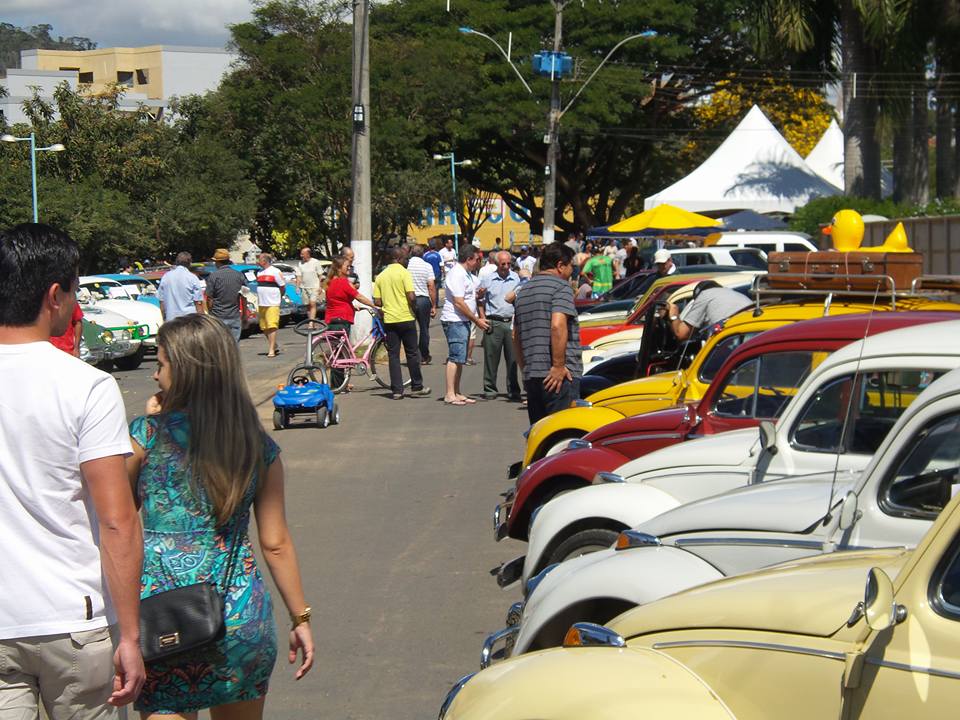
[433,152,473,251]
[1,133,65,223]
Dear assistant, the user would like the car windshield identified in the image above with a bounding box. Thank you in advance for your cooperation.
[81,282,130,301]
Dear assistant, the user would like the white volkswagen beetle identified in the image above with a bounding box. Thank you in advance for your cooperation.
[515,320,960,592]
[484,362,960,665]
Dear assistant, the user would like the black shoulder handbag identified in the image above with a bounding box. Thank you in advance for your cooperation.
[139,527,240,663]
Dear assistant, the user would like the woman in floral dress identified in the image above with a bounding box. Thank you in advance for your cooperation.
[127,314,314,719]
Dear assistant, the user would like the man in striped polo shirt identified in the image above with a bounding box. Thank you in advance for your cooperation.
[512,242,582,424]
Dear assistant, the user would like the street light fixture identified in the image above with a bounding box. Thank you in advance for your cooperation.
[433,151,474,251]
[459,16,656,243]
[1,133,66,222]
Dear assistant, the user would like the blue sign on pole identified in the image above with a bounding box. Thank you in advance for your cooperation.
[532,51,573,78]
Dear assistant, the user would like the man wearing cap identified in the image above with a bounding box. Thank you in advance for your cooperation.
[653,248,676,276]
[205,249,246,342]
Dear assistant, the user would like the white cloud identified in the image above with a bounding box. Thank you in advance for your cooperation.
[2,0,254,48]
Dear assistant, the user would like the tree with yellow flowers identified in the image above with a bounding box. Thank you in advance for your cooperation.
[693,77,833,157]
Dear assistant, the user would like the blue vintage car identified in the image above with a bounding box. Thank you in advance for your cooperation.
[97,273,161,308]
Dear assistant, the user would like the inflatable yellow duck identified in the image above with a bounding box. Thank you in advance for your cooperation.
[821,209,912,252]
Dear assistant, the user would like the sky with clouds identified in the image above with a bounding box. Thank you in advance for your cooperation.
[2,0,254,49]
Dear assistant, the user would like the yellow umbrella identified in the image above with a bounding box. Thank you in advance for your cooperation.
[608,204,721,233]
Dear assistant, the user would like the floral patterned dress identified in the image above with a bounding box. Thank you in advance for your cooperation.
[130,412,279,714]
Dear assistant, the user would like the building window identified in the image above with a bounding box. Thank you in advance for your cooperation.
[116,71,134,87]
[78,71,93,83]
[59,66,80,72]
[136,68,149,85]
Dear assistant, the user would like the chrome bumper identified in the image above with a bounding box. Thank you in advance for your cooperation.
[493,488,515,542]
[495,555,524,588]
[480,601,523,669]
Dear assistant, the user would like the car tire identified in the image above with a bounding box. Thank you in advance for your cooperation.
[272,409,285,431]
[113,346,145,371]
[316,406,330,428]
[548,528,622,566]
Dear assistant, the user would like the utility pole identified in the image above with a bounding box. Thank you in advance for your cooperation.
[541,0,565,244]
[351,0,373,338]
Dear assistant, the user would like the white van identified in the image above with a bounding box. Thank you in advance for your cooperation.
[709,230,817,255]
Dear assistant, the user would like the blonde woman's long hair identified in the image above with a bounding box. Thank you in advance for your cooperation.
[157,314,265,525]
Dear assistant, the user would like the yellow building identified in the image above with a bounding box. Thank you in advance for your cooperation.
[21,46,235,104]
[407,196,550,250]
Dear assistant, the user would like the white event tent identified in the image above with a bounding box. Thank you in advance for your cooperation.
[644,105,841,214]
[805,118,893,196]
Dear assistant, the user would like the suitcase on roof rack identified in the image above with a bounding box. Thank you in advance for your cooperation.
[767,251,922,291]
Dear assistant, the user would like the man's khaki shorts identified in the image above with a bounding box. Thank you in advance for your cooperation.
[258,305,281,331]
[301,287,321,303]
[0,626,118,719]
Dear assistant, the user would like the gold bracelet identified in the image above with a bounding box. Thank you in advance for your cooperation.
[290,606,312,629]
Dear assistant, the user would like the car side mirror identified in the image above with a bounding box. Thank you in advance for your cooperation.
[758,420,777,455]
[839,491,860,531]
[864,567,904,631]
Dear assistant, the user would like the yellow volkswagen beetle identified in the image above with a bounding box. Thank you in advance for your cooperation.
[520,292,960,468]
[441,480,960,719]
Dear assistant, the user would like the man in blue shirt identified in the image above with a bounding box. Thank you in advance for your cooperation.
[157,252,205,321]
[423,238,443,284]
[478,251,522,401]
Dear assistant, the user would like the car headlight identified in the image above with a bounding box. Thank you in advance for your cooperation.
[118,329,132,341]
[99,330,114,343]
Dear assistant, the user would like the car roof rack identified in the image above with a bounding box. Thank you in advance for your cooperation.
[749,273,960,314]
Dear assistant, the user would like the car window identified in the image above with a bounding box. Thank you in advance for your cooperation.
[791,370,942,455]
[679,253,714,267]
[932,528,960,618]
[880,411,960,520]
[783,243,814,252]
[730,249,767,269]
[697,333,759,383]
[712,351,815,419]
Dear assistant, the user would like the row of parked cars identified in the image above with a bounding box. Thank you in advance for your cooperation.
[75,261,312,370]
[438,244,960,717]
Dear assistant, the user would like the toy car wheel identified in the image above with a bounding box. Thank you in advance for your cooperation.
[316,406,330,428]
[272,409,285,431]
[331,404,341,425]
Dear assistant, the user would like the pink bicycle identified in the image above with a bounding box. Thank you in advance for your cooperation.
[313,308,409,393]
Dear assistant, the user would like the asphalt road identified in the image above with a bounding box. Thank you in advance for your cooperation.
[113,321,529,719]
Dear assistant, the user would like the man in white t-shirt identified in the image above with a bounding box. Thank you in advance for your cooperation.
[440,244,489,404]
[517,245,537,275]
[477,250,498,282]
[256,252,286,357]
[295,246,325,320]
[0,223,144,717]
[438,237,457,276]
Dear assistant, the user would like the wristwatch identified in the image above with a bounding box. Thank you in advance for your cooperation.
[291,606,312,629]
[669,315,679,321]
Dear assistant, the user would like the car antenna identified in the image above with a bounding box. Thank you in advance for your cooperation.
[822,280,882,526]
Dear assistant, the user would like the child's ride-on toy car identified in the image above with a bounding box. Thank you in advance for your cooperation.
[272,378,340,429]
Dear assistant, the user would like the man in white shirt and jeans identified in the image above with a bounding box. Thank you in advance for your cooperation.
[440,244,489,405]
[0,223,144,717]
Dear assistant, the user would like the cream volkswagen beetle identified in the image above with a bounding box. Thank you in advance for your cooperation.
[441,470,960,718]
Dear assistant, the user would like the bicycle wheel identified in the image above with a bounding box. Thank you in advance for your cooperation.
[370,339,412,389]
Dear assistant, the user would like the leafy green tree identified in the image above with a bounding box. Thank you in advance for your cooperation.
[0,22,96,72]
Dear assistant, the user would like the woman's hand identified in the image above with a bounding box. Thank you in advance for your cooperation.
[289,623,315,679]
[145,392,164,415]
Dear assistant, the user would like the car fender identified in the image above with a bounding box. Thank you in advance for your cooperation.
[522,405,625,466]
[522,483,681,584]
[514,545,723,655]
[509,445,628,539]
[442,645,734,720]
